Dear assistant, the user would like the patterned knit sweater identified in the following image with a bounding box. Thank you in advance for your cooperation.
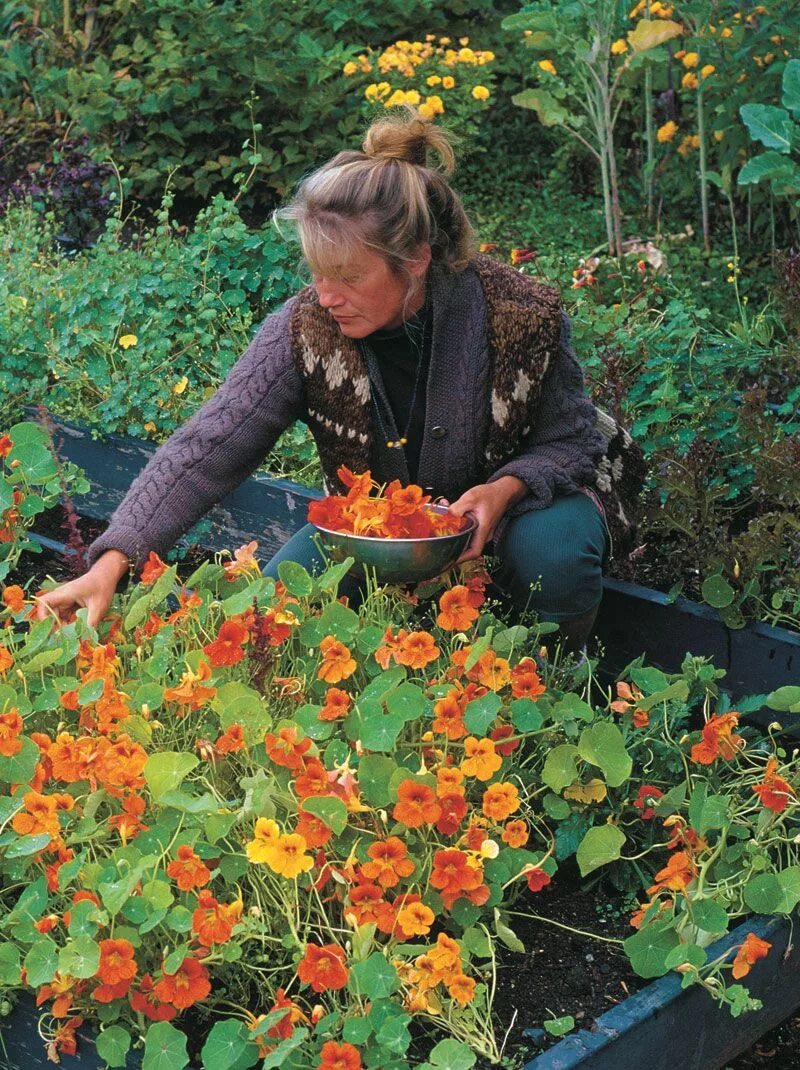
[88,258,637,572]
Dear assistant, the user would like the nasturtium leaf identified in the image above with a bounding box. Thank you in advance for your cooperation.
[687,899,729,935]
[738,152,799,186]
[261,1027,308,1068]
[494,913,525,954]
[627,17,682,52]
[740,103,794,152]
[510,697,543,732]
[77,677,106,705]
[783,58,800,116]
[166,906,193,933]
[357,755,398,808]
[576,825,626,876]
[744,868,800,915]
[767,686,800,713]
[629,667,669,693]
[220,580,266,618]
[511,88,570,126]
[59,936,100,979]
[0,943,21,984]
[367,1001,412,1055]
[318,556,356,594]
[554,812,591,861]
[5,832,52,858]
[701,574,735,609]
[428,1037,477,1070]
[318,600,360,638]
[354,707,404,752]
[24,648,64,672]
[359,667,407,703]
[147,564,179,605]
[24,938,58,986]
[200,1019,259,1070]
[343,1016,373,1044]
[542,745,580,792]
[142,1021,189,1070]
[464,630,492,671]
[624,920,681,978]
[301,796,348,835]
[144,752,199,801]
[205,811,238,845]
[142,879,174,911]
[385,682,426,723]
[543,1015,575,1037]
[277,560,313,598]
[449,898,482,928]
[356,623,386,655]
[664,943,707,971]
[0,736,40,786]
[293,704,333,741]
[543,793,571,820]
[578,723,631,787]
[492,625,528,654]
[350,953,399,999]
[551,693,594,723]
[638,679,690,711]
[463,692,502,735]
[96,1025,132,1068]
[67,898,102,938]
[215,682,271,743]
[462,925,493,959]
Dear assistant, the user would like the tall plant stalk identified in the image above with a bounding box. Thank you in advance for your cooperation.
[697,81,710,251]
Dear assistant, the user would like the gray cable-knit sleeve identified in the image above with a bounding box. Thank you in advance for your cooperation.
[87,299,305,571]
[487,312,605,515]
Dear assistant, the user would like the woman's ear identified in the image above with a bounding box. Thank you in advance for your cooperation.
[409,242,432,279]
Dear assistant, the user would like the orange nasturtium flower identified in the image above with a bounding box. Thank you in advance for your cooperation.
[482,781,520,821]
[318,1040,362,1070]
[163,659,216,713]
[0,646,13,675]
[165,844,211,891]
[437,586,479,631]
[396,630,441,670]
[431,690,467,739]
[318,635,357,683]
[318,687,352,721]
[0,708,23,757]
[731,933,771,979]
[690,712,744,765]
[510,658,545,700]
[361,837,415,888]
[393,779,442,828]
[203,619,249,667]
[461,736,502,781]
[526,866,552,893]
[153,955,211,1009]
[647,850,697,895]
[2,585,25,613]
[191,889,243,945]
[139,552,168,585]
[752,758,795,813]
[502,819,529,847]
[448,973,477,1005]
[264,725,312,770]
[297,943,349,993]
[215,723,245,754]
[396,901,435,936]
[223,540,261,580]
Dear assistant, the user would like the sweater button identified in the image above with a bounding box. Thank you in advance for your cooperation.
[431,425,447,439]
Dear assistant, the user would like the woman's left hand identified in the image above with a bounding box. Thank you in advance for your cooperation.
[444,476,528,562]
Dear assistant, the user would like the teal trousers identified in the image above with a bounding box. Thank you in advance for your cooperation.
[264,492,607,622]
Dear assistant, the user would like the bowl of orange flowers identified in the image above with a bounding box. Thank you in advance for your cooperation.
[307,468,477,584]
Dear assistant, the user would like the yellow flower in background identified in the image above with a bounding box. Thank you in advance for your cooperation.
[538,59,557,75]
[405,89,421,105]
[677,133,701,157]
[442,75,455,89]
[118,334,138,349]
[682,71,699,89]
[700,64,715,79]
[721,26,733,37]
[143,421,157,433]
[714,130,725,142]
[419,96,445,119]
[682,52,699,68]
[657,120,678,143]
[365,82,391,102]
[459,36,469,46]
[458,47,475,62]
[342,61,358,76]
[472,85,490,101]
[611,38,629,55]
[173,376,189,395]
[427,74,442,86]
[439,37,451,45]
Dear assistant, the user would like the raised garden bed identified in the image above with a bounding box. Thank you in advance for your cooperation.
[43,415,800,708]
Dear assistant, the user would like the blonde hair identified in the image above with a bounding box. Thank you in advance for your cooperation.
[274,110,476,284]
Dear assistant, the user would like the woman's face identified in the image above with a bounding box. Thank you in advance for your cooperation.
[312,243,430,338]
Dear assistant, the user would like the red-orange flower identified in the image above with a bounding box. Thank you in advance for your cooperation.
[731,933,771,980]
[2,585,25,613]
[0,646,13,675]
[526,867,551,893]
[191,889,242,945]
[318,687,352,721]
[431,690,467,740]
[203,619,249,667]
[436,793,469,836]
[633,784,664,820]
[510,658,545,700]
[752,758,794,813]
[129,974,177,1021]
[318,636,357,683]
[153,955,211,1009]
[318,1040,362,1070]
[93,938,137,1002]
[502,819,529,847]
[215,723,246,755]
[430,849,486,909]
[163,659,216,713]
[166,844,211,891]
[265,725,312,770]
[297,943,349,993]
[647,851,697,895]
[460,736,502,781]
[482,781,520,821]
[393,780,441,828]
[140,552,168,585]
[691,712,744,765]
[437,586,479,632]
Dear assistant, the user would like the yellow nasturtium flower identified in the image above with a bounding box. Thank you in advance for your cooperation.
[538,59,557,75]
[700,64,715,79]
[681,71,699,90]
[342,61,358,76]
[442,75,455,89]
[657,120,678,143]
[173,376,189,395]
[118,334,138,349]
[681,52,699,68]
[471,85,490,101]
[611,38,628,54]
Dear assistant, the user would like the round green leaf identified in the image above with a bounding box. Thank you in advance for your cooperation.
[143,1021,189,1070]
[350,953,399,1000]
[542,745,580,792]
[701,574,735,609]
[96,1026,132,1068]
[201,1019,259,1070]
[144,752,199,801]
[0,736,40,786]
[357,755,398,808]
[578,723,631,787]
[277,560,313,598]
[24,938,58,986]
[576,825,626,876]
[624,920,681,978]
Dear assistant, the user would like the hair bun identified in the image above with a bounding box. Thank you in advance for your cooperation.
[363,109,455,174]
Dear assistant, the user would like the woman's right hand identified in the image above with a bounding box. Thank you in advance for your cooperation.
[34,549,131,629]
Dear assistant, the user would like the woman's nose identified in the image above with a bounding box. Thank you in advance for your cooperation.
[316,280,345,309]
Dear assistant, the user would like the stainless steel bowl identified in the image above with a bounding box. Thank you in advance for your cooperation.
[311,504,478,585]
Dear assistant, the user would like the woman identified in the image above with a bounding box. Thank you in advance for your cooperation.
[36,112,643,649]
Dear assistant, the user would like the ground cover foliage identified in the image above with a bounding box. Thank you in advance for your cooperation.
[1,424,800,1068]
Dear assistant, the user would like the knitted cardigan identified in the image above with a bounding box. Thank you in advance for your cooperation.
[87,256,644,572]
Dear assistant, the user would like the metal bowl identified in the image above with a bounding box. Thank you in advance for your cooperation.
[311,504,478,585]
